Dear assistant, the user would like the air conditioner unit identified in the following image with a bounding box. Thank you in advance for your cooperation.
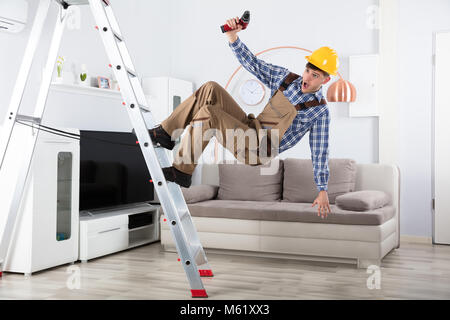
[0,0,28,33]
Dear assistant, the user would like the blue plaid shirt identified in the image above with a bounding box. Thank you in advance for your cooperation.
[229,37,330,192]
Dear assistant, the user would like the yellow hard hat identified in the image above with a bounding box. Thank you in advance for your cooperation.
[305,46,339,76]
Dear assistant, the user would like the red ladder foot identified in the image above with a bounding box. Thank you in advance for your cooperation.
[199,269,214,277]
[191,289,208,298]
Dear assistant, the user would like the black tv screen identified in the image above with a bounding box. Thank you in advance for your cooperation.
[79,130,154,211]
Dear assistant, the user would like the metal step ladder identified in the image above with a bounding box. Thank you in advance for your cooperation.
[0,0,212,298]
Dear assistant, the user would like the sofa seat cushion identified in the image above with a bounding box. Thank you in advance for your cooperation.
[186,200,395,226]
[283,158,357,204]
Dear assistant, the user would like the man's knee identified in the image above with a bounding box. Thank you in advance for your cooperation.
[203,81,222,89]
[200,81,225,96]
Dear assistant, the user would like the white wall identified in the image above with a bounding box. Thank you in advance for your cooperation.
[2,0,448,238]
[398,0,450,237]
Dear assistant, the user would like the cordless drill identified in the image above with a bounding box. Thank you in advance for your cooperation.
[220,10,250,33]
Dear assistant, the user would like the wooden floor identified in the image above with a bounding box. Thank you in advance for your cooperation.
[1,240,450,300]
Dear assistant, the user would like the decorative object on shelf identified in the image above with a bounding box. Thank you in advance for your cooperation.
[79,64,88,86]
[110,73,119,91]
[239,79,265,106]
[97,76,110,89]
[55,55,65,84]
[225,45,357,102]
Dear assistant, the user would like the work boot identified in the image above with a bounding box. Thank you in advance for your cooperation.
[132,125,175,150]
[162,166,192,188]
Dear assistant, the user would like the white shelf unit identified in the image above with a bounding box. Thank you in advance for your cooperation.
[79,203,160,262]
[0,126,79,275]
[51,83,122,100]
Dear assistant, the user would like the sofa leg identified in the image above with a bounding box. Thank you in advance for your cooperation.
[357,259,381,269]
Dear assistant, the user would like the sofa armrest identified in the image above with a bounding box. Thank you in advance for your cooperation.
[355,164,399,207]
[355,163,400,248]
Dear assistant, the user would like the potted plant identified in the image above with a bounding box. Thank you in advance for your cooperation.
[79,64,88,86]
[55,56,65,83]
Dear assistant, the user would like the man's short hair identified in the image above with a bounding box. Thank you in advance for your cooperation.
[306,62,330,78]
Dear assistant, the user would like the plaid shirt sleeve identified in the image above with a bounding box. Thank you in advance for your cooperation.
[309,108,330,192]
[229,37,289,91]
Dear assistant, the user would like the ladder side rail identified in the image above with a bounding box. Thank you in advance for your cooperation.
[0,4,69,266]
[0,0,52,170]
[100,2,211,272]
[102,8,137,73]
[100,2,149,110]
[88,0,206,291]
[34,6,75,121]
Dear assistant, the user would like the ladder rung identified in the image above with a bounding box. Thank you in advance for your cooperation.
[125,67,137,78]
[58,0,89,6]
[178,209,189,220]
[112,29,123,42]
[192,243,207,266]
[16,114,41,124]
[139,105,150,113]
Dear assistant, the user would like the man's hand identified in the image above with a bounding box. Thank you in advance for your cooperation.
[225,17,243,43]
[312,190,332,219]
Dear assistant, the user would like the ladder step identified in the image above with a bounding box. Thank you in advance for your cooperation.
[125,66,137,78]
[191,243,207,266]
[16,114,41,124]
[178,208,189,220]
[112,29,123,42]
[139,104,150,113]
[61,0,90,5]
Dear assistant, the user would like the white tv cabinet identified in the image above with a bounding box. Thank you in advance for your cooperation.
[79,203,160,262]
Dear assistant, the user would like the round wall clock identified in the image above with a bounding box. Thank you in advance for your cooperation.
[239,79,265,106]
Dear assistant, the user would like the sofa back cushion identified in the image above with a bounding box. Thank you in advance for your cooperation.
[217,159,284,201]
[282,158,357,204]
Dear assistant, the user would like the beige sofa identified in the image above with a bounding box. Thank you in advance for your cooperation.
[160,158,400,268]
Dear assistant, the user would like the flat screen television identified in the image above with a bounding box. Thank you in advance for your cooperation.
[79,130,154,211]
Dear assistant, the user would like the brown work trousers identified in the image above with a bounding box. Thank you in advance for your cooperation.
[161,81,297,175]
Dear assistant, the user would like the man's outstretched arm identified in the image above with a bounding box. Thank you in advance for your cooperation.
[309,109,331,218]
[224,17,289,91]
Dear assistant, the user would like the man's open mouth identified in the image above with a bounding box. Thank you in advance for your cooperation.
[302,81,309,90]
